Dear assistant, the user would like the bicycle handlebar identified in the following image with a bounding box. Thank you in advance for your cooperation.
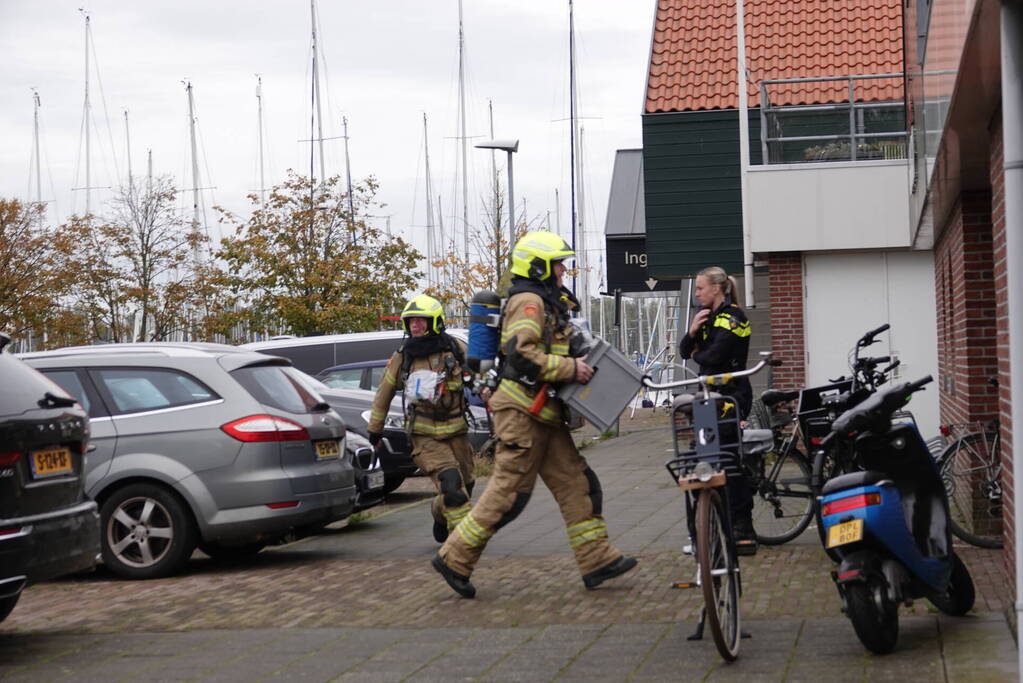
[858,323,890,347]
[641,353,775,391]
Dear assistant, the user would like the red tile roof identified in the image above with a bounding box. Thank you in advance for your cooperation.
[646,0,904,112]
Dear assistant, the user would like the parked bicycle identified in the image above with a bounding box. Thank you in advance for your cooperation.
[937,378,1003,549]
[642,352,777,662]
[743,325,903,547]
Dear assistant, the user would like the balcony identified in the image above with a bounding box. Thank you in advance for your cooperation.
[748,74,912,253]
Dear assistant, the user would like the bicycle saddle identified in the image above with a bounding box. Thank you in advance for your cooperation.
[761,389,799,407]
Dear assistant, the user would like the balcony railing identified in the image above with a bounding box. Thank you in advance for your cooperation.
[759,74,908,165]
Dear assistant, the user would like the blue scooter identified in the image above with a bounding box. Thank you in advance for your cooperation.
[818,376,975,654]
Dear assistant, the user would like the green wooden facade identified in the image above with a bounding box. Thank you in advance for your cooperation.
[641,109,762,279]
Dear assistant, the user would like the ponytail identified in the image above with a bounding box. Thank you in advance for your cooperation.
[698,266,742,307]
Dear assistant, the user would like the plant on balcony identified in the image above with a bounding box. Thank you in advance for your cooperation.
[803,140,905,161]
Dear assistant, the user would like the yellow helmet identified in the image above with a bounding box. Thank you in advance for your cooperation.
[510,231,575,281]
[400,294,445,335]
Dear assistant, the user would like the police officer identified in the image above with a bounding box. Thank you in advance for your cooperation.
[368,294,475,544]
[432,231,637,598]
[678,266,756,553]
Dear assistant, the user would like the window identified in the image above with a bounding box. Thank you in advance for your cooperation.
[231,364,324,414]
[368,366,387,391]
[92,368,219,414]
[41,370,93,415]
[320,368,365,390]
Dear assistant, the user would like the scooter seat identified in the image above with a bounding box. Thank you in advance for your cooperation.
[821,470,890,496]
[761,389,799,407]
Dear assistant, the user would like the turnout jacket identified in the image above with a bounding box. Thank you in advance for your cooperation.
[679,300,753,417]
[367,336,469,440]
[490,282,578,426]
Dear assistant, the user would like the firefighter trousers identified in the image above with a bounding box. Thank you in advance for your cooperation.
[439,408,621,577]
[411,433,476,532]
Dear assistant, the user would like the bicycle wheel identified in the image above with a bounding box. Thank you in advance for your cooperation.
[696,488,740,662]
[752,448,814,545]
[939,433,1003,549]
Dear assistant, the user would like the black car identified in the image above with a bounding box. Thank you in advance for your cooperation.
[0,334,100,624]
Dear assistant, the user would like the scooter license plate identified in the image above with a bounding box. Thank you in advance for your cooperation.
[826,518,864,548]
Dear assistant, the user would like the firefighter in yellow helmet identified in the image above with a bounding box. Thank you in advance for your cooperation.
[367,294,475,543]
[432,231,636,598]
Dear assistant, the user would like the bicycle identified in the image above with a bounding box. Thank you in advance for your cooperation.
[746,389,815,545]
[938,415,1003,549]
[642,353,776,662]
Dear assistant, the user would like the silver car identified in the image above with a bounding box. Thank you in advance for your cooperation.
[20,343,356,579]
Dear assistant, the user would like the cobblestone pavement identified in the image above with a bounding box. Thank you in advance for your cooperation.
[1,425,1017,681]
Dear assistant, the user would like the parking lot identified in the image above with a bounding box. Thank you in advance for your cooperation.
[1,426,1017,681]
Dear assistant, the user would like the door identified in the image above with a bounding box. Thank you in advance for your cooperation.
[804,251,939,438]
[39,368,117,495]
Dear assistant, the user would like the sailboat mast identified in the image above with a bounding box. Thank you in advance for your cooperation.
[310,0,326,186]
[578,124,589,320]
[83,10,91,217]
[124,109,133,194]
[567,0,577,292]
[458,0,469,263]
[185,82,201,234]
[424,113,436,288]
[256,75,266,206]
[32,90,41,206]
[343,116,355,233]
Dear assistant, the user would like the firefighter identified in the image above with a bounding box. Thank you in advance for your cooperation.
[678,266,757,554]
[367,294,475,544]
[432,231,637,598]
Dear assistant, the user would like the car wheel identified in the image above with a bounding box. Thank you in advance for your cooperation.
[381,474,406,495]
[100,483,196,579]
[199,541,266,562]
[0,593,20,624]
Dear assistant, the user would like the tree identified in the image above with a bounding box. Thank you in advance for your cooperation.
[52,178,209,343]
[215,172,422,337]
[0,198,89,347]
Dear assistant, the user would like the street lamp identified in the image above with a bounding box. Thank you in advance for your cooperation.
[475,139,519,280]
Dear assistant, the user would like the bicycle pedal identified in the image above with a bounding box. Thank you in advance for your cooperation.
[671,581,697,590]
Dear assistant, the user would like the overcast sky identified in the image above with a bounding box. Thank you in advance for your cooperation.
[0,0,654,291]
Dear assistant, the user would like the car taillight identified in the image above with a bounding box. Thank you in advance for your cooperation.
[221,415,310,442]
[0,452,23,466]
[822,492,882,516]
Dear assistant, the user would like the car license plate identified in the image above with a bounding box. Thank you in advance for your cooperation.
[367,470,384,490]
[31,447,73,477]
[315,440,340,460]
[826,518,864,548]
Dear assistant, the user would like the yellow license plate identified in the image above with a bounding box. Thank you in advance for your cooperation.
[315,440,340,460]
[826,518,864,548]
[31,448,73,477]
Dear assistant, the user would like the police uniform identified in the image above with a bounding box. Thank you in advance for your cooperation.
[368,296,475,542]
[433,231,635,597]
[678,300,753,417]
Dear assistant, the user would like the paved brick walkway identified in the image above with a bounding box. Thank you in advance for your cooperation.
[1,425,1017,681]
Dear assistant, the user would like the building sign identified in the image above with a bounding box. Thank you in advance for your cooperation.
[605,236,681,293]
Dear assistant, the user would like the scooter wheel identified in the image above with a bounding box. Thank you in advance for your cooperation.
[927,552,975,616]
[845,583,898,654]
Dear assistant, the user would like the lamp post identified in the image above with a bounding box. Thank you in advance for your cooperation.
[475,139,519,281]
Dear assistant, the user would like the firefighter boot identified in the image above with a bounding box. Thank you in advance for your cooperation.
[582,555,638,590]
[432,554,476,599]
